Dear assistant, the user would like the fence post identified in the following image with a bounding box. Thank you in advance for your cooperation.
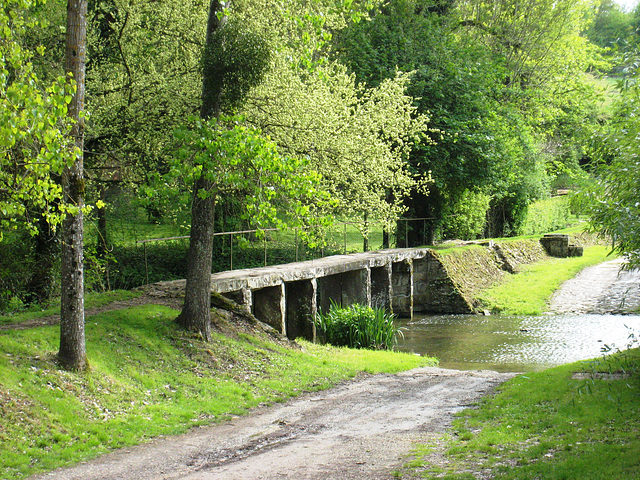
[230,233,233,271]
[405,219,408,248]
[344,223,347,254]
[295,228,299,262]
[264,235,267,267]
[423,218,426,246]
[143,241,149,285]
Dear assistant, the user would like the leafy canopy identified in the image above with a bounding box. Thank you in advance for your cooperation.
[147,115,333,242]
[0,0,77,239]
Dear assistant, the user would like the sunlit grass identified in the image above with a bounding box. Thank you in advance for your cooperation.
[478,245,615,315]
[405,348,640,479]
[0,304,435,479]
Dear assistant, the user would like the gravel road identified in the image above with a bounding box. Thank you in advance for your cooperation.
[30,368,514,480]
[548,258,640,314]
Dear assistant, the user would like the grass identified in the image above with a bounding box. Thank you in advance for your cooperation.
[0,290,141,326]
[314,303,401,350]
[478,245,616,315]
[0,304,436,479]
[404,347,640,479]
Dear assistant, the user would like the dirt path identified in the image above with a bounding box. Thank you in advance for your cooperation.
[30,368,514,480]
[548,258,640,314]
[0,295,180,331]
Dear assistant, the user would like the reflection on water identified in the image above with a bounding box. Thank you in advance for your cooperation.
[396,314,640,372]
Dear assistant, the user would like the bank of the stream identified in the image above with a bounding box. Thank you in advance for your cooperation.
[0,304,436,480]
[427,232,611,315]
[0,233,631,479]
[402,348,640,480]
[398,241,640,479]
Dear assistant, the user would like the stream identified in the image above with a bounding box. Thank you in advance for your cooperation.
[397,313,640,372]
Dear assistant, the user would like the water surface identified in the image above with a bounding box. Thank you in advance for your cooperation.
[397,314,640,372]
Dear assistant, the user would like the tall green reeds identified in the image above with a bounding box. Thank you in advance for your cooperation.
[314,302,401,350]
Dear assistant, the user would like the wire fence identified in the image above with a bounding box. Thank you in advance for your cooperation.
[135,218,435,284]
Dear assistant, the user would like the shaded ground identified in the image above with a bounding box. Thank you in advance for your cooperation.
[0,295,180,331]
[29,368,514,480]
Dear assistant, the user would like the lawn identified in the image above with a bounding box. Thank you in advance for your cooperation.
[403,347,640,479]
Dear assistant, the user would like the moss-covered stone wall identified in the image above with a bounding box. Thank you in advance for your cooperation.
[414,239,549,314]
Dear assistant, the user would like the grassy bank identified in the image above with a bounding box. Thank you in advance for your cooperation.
[0,290,141,326]
[478,245,615,315]
[403,348,640,479]
[0,304,435,480]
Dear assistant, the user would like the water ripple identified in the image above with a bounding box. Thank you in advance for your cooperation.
[397,314,640,372]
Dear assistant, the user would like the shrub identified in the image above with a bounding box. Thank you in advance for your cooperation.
[314,302,401,350]
[443,190,492,240]
[518,195,574,236]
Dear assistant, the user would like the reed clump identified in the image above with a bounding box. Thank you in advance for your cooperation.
[314,302,401,350]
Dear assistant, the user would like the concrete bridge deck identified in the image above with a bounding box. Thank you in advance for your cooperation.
[147,247,473,341]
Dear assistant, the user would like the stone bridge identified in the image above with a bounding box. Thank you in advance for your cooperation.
[148,248,475,341]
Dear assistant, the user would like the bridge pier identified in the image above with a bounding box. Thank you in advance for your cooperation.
[252,284,286,335]
[391,259,413,319]
[316,268,369,315]
[371,264,392,310]
[285,279,317,342]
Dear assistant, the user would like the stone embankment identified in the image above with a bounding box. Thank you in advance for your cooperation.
[427,238,548,313]
[433,231,599,314]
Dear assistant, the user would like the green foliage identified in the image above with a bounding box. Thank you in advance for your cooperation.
[0,231,37,311]
[0,0,77,238]
[586,0,633,49]
[518,196,576,236]
[0,304,434,478]
[202,17,272,111]
[314,302,401,350]
[443,190,491,240]
[585,47,640,268]
[156,115,333,240]
[245,58,427,235]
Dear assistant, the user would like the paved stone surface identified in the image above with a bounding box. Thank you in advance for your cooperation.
[548,258,640,314]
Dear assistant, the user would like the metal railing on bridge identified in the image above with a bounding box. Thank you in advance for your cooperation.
[136,218,436,285]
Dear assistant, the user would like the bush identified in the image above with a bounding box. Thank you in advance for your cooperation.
[314,303,401,350]
[443,190,491,240]
[518,195,575,236]
[0,233,38,312]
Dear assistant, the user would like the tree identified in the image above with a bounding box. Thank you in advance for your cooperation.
[334,0,603,241]
[1,0,79,308]
[58,0,88,371]
[176,0,272,340]
[587,0,632,49]
[585,50,640,267]
[334,0,518,241]
[245,59,427,240]
[0,0,74,238]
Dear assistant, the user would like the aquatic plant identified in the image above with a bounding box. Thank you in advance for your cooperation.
[314,302,401,350]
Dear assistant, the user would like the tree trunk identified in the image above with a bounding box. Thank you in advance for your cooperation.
[176,183,216,341]
[363,212,369,252]
[59,0,87,371]
[176,0,227,341]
